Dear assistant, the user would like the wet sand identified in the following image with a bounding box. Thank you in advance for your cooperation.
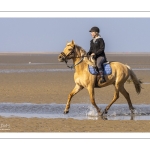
[0,53,150,132]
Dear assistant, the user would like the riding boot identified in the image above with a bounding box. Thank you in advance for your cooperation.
[99,70,106,84]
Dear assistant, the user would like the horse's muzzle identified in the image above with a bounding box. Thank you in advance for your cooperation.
[58,54,65,62]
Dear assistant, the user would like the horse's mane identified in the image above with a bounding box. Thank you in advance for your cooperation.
[75,44,87,54]
[75,44,96,67]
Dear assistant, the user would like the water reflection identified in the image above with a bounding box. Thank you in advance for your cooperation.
[87,114,150,120]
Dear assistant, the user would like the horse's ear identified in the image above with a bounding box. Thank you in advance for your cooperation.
[71,40,75,45]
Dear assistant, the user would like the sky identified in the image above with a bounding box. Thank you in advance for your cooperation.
[0,18,150,53]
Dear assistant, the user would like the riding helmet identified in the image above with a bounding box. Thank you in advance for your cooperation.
[89,26,100,33]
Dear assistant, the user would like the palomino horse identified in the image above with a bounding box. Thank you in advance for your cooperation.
[58,40,142,116]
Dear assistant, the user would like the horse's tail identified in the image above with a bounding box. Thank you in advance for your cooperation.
[126,65,142,94]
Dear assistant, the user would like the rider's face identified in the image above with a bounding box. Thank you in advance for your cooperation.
[90,32,97,38]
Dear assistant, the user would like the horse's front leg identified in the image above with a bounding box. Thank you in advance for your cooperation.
[64,84,83,114]
[87,86,101,115]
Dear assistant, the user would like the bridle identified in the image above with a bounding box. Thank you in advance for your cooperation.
[60,45,87,69]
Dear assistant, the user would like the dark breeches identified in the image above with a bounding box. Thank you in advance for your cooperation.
[96,56,106,71]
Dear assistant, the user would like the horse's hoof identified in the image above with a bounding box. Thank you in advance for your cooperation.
[101,115,108,120]
[64,110,69,114]
[102,109,108,116]
[130,108,136,114]
[98,112,102,116]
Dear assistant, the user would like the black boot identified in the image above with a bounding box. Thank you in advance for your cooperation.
[99,70,106,84]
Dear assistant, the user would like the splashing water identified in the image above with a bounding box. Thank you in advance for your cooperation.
[0,103,150,120]
[86,105,98,117]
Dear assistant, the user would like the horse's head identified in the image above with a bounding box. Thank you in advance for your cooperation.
[58,40,86,62]
[58,40,75,62]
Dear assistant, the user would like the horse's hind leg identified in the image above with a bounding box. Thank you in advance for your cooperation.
[102,84,120,115]
[119,85,135,113]
[64,84,83,114]
[87,86,101,115]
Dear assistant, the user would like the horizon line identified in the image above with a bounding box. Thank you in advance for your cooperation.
[0,52,150,55]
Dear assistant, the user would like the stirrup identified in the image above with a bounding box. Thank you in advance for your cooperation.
[100,77,106,84]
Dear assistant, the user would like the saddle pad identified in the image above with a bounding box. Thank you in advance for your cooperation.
[88,63,112,75]
[103,63,112,75]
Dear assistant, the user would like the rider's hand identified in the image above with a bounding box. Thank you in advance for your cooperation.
[87,52,90,56]
[91,53,96,59]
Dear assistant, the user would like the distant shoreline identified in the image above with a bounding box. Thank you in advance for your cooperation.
[0,52,60,55]
[0,52,150,55]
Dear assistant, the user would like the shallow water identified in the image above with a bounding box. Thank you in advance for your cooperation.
[0,63,64,66]
[0,68,72,73]
[0,67,150,73]
[0,60,150,73]
[0,103,150,120]
[133,68,150,71]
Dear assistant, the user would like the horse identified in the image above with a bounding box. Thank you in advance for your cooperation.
[58,40,142,116]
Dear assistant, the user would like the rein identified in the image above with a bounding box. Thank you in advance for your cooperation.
[66,56,84,69]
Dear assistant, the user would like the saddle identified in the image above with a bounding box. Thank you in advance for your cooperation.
[87,55,112,75]
[87,56,112,86]
[88,62,112,75]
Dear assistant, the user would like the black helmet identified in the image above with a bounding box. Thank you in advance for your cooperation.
[89,26,100,33]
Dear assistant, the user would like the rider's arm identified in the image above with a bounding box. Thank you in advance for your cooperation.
[95,38,105,56]
[87,40,93,55]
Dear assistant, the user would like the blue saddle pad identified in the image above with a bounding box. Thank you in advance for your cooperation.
[88,62,112,75]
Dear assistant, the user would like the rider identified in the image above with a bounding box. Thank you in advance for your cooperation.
[87,26,107,83]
